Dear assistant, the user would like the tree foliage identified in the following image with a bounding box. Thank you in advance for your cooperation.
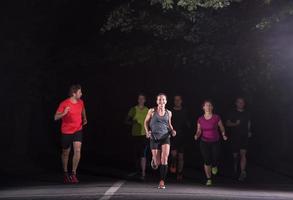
[256,0,293,30]
[99,0,293,98]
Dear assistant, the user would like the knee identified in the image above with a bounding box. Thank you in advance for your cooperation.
[62,149,70,156]
[240,152,246,159]
[233,153,239,159]
[155,157,161,165]
[141,157,146,161]
[74,148,81,155]
[153,154,161,165]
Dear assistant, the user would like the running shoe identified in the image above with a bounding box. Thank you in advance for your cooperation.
[212,167,218,175]
[206,179,212,186]
[151,159,158,170]
[238,171,247,182]
[63,172,71,184]
[70,173,79,184]
[158,180,166,189]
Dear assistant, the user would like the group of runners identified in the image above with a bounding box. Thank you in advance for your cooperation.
[54,85,252,189]
[127,93,251,188]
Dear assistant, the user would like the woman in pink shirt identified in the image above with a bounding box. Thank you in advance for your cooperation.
[194,100,227,186]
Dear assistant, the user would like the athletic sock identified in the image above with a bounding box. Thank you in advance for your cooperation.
[160,164,168,181]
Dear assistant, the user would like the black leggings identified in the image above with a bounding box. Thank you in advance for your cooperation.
[200,140,220,166]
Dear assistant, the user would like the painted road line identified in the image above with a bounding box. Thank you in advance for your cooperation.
[99,180,125,200]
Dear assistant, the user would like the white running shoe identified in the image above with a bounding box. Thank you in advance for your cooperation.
[158,180,166,189]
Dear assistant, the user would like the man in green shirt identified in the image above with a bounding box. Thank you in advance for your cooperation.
[125,94,149,180]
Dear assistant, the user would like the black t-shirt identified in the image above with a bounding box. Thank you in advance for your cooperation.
[171,108,189,135]
[227,110,250,135]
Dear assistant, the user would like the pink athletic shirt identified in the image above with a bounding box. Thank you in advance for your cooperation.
[198,114,221,142]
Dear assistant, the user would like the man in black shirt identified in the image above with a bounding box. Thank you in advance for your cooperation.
[226,97,251,181]
[170,95,190,181]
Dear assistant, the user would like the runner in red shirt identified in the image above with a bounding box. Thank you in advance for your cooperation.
[54,84,87,184]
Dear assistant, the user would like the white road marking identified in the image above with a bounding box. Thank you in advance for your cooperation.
[99,180,125,200]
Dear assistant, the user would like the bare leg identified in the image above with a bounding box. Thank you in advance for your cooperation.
[204,165,212,179]
[177,153,184,174]
[72,141,82,174]
[152,149,161,166]
[171,150,177,164]
[141,157,146,177]
[159,144,170,185]
[161,144,170,165]
[170,150,177,173]
[61,148,71,173]
[239,149,247,172]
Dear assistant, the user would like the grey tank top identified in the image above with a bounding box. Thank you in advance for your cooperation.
[150,109,170,140]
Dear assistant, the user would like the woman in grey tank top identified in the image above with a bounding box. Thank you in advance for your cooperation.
[144,93,176,189]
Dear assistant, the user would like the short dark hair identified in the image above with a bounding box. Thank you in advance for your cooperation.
[69,84,82,97]
[202,99,213,107]
[236,96,245,102]
[138,93,146,98]
[174,94,183,99]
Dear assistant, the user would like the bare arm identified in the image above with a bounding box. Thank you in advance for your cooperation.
[168,110,176,137]
[54,106,70,121]
[54,112,64,121]
[194,123,202,140]
[82,108,88,125]
[218,120,228,140]
[144,109,153,138]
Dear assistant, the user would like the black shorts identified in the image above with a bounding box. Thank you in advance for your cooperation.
[132,136,148,158]
[200,140,220,166]
[171,135,185,153]
[150,135,170,150]
[230,133,249,153]
[61,130,83,149]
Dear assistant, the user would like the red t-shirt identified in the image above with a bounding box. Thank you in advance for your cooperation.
[56,98,84,134]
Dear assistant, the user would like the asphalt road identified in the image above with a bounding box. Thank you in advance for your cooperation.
[1,165,293,200]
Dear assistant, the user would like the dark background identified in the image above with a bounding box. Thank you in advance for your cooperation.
[1,0,293,177]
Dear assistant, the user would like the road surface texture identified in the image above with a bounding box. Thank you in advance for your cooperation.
[1,164,293,200]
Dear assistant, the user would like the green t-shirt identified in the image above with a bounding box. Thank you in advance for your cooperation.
[128,106,149,136]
